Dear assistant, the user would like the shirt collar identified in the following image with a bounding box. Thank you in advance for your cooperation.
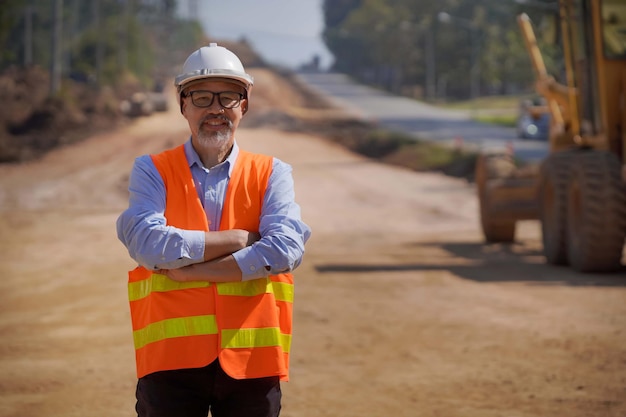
[184,138,239,177]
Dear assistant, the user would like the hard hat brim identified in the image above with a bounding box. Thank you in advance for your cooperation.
[175,68,254,90]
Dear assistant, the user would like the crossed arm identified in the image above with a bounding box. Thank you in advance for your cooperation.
[158,230,260,283]
[117,153,310,284]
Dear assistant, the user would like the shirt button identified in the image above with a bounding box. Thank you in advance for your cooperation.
[249,266,256,271]
[190,252,195,257]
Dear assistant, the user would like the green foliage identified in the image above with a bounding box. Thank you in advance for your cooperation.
[0,0,204,90]
[323,0,563,100]
[472,113,517,127]
[323,0,363,27]
[355,128,414,158]
[339,125,479,179]
[0,0,24,66]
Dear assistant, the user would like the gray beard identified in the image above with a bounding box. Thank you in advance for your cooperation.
[197,124,233,148]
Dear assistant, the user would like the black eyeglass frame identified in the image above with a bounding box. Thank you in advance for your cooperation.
[183,90,245,109]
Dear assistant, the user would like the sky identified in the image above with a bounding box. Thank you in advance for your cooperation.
[176,0,335,70]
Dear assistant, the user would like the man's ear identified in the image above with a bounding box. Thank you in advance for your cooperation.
[242,87,251,115]
[178,92,185,115]
[180,94,189,117]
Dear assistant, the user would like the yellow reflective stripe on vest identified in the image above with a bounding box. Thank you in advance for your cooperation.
[128,273,211,302]
[272,282,294,303]
[133,315,218,349]
[221,327,292,352]
[216,279,294,303]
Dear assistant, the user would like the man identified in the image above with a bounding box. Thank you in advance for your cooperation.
[117,43,311,417]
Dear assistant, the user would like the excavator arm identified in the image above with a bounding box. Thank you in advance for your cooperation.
[517,13,577,144]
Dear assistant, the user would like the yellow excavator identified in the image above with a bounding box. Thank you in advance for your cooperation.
[475,0,626,272]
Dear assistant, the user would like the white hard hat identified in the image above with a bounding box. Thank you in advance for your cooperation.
[175,43,254,91]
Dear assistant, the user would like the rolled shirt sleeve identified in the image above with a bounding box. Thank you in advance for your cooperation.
[117,143,310,278]
[116,155,206,270]
[232,159,311,281]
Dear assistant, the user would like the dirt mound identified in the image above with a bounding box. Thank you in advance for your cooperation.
[0,43,476,182]
[0,66,123,163]
[0,41,296,164]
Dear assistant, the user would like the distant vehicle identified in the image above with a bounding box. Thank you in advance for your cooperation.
[516,97,549,140]
[120,92,169,118]
[120,92,154,117]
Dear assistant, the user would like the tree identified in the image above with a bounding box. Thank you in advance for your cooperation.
[321,0,561,100]
[0,0,204,91]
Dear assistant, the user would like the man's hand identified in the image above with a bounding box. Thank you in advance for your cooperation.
[245,231,261,246]
[157,266,197,282]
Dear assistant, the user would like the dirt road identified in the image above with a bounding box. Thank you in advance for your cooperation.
[1,69,625,417]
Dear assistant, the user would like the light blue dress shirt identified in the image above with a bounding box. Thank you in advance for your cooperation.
[116,139,311,281]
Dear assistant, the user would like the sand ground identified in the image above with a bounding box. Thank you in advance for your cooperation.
[1,69,625,417]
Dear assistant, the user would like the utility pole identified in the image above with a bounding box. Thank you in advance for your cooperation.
[23,3,34,67]
[118,0,131,73]
[424,27,436,100]
[50,0,63,95]
[66,0,79,77]
[438,12,481,99]
[93,0,104,85]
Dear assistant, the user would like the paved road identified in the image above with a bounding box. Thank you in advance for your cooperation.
[297,72,549,163]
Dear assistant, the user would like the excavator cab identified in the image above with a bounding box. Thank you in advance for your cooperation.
[565,0,625,152]
[475,0,626,273]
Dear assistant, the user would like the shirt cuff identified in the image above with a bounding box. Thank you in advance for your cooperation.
[151,230,206,270]
[232,246,270,281]
[183,230,206,263]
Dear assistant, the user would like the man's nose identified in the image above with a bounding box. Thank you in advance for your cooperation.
[205,97,225,113]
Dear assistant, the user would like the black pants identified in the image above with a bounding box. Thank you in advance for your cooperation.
[135,359,281,417]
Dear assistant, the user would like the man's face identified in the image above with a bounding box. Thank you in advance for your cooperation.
[181,79,248,149]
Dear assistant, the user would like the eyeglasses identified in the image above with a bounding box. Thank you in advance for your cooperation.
[184,90,244,109]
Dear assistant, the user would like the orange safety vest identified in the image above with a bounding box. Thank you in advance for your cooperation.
[127,145,294,381]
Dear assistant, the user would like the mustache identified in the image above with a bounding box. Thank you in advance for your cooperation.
[200,115,233,127]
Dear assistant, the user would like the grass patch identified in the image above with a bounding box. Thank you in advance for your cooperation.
[322,121,478,181]
[383,141,478,179]
[439,95,522,128]
[351,129,415,158]
[472,113,517,127]
[441,95,523,111]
